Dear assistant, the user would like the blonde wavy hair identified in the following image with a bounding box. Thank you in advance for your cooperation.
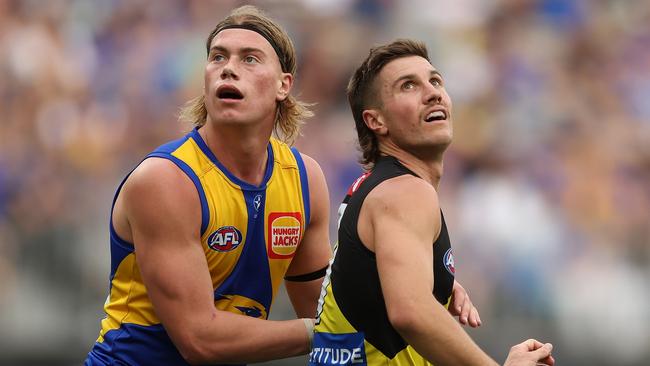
[179,5,312,145]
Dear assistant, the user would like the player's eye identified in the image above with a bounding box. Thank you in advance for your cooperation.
[243,55,259,64]
[430,77,443,87]
[401,81,415,90]
[211,54,226,62]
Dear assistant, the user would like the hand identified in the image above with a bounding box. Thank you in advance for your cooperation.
[504,339,555,366]
[448,280,481,327]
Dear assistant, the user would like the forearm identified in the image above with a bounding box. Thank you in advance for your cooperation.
[286,278,325,317]
[179,310,311,364]
[395,302,497,366]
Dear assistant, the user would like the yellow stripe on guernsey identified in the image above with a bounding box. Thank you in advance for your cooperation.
[92,128,309,364]
[313,264,450,365]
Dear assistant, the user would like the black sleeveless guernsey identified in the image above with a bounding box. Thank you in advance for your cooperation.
[310,155,455,365]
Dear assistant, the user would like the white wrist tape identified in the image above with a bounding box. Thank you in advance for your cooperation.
[303,318,315,344]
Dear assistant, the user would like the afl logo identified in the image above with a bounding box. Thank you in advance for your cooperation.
[207,226,242,252]
[443,248,455,275]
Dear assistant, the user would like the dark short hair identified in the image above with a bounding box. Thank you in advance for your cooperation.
[347,39,429,169]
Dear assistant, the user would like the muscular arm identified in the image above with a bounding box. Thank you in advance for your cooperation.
[362,175,497,366]
[119,158,311,364]
[284,153,332,318]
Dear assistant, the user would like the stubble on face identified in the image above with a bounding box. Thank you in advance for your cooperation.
[375,56,453,156]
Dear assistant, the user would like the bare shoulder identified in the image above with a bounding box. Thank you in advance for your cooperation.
[120,157,201,235]
[298,152,324,179]
[297,152,329,223]
[123,157,196,201]
[362,174,441,252]
[297,152,328,207]
[366,174,439,215]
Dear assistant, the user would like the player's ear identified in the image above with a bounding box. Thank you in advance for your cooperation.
[363,109,387,136]
[276,72,293,102]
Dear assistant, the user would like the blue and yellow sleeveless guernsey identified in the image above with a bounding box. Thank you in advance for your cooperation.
[311,156,455,366]
[85,127,310,366]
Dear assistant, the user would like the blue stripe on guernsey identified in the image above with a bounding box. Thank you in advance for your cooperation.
[291,147,310,226]
[147,152,209,235]
[86,323,184,365]
[108,173,135,285]
[213,189,273,317]
[85,323,246,366]
[190,127,274,191]
[309,332,367,365]
[151,133,191,154]
[108,229,134,285]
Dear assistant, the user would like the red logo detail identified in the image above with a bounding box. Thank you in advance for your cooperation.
[443,248,455,275]
[347,172,371,196]
[208,226,242,252]
[267,212,302,259]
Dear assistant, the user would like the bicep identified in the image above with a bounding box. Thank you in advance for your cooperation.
[374,212,436,311]
[368,179,440,314]
[124,159,215,342]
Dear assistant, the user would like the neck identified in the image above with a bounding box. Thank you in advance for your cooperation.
[379,143,445,189]
[200,121,273,186]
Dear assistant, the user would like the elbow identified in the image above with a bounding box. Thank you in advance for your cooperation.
[176,334,228,365]
[176,339,212,365]
[386,302,422,336]
[181,351,207,365]
[171,311,240,364]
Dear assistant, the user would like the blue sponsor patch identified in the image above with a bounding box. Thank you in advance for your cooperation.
[309,332,367,365]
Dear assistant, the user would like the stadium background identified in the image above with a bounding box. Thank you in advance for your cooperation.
[0,0,649,365]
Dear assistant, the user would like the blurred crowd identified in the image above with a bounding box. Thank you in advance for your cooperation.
[0,0,648,365]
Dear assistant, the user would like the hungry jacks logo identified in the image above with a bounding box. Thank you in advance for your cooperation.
[267,212,302,259]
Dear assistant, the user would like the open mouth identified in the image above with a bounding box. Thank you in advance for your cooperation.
[424,110,446,122]
[217,85,244,100]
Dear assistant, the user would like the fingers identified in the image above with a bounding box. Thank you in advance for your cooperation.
[449,286,482,327]
[468,305,482,327]
[534,342,552,354]
[458,293,481,327]
[531,343,553,364]
[538,354,556,366]
[505,340,554,366]
[521,338,546,352]
[448,282,482,327]
[449,285,463,316]
[459,292,472,325]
